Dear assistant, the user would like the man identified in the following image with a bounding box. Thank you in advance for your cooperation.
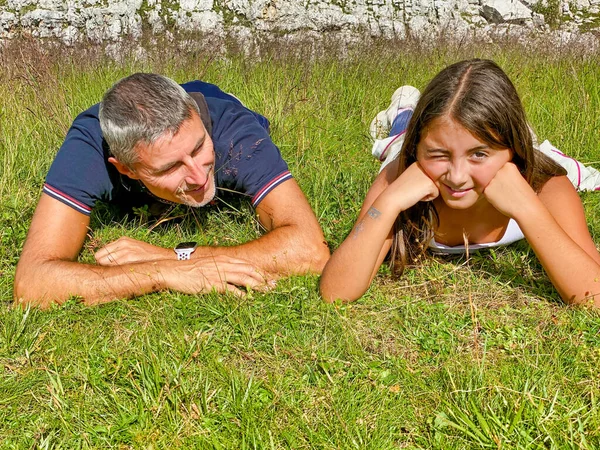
[14,73,329,308]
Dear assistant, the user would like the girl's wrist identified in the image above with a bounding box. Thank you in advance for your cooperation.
[378,183,427,213]
[374,191,409,215]
[511,194,547,224]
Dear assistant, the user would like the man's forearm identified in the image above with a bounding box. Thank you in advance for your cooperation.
[191,224,329,277]
[95,227,329,275]
[15,253,269,308]
[14,259,169,308]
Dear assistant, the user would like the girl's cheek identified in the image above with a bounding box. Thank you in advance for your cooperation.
[420,161,444,181]
[473,170,497,189]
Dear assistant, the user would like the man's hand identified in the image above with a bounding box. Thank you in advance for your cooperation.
[95,236,173,266]
[164,255,273,297]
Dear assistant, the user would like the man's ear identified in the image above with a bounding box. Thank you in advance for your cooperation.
[108,156,140,180]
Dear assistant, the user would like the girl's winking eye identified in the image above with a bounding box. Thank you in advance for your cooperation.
[424,150,450,160]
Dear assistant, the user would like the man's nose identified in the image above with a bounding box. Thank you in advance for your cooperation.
[185,160,210,187]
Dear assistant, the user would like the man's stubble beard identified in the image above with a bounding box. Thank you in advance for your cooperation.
[176,173,217,208]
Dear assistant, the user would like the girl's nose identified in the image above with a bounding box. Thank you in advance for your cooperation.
[446,160,469,187]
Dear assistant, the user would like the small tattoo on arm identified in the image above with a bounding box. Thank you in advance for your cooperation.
[367,207,382,219]
[352,207,382,239]
[352,221,365,239]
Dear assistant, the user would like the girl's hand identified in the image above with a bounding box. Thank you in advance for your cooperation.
[384,162,439,212]
[484,162,537,218]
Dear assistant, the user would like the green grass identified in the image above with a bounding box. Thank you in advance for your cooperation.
[1,34,600,448]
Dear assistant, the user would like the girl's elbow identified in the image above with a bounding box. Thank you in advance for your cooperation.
[319,279,361,304]
[558,287,600,307]
[319,285,339,303]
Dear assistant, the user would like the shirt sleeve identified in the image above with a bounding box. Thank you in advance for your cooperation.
[210,99,292,207]
[43,105,114,216]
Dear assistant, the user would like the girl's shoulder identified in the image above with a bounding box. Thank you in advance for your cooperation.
[537,175,586,229]
[537,175,600,262]
[537,175,580,208]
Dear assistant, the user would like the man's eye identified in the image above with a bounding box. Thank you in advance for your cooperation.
[157,165,179,176]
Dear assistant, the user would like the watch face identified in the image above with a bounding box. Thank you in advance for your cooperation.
[175,241,197,250]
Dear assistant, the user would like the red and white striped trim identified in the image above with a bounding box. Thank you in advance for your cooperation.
[251,171,292,206]
[550,148,582,189]
[43,183,92,215]
[378,130,406,161]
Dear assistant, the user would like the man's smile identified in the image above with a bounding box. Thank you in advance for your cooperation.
[178,165,214,195]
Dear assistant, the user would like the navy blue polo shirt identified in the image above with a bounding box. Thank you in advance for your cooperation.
[43,81,291,215]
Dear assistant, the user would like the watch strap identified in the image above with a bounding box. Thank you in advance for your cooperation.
[175,249,193,260]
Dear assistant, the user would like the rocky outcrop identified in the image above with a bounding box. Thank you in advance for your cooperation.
[1,0,599,44]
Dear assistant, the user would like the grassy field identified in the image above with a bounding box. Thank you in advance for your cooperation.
[1,34,600,448]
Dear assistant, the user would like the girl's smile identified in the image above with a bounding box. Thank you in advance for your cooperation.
[442,184,473,198]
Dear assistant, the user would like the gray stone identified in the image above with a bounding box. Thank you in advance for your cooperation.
[1,0,600,45]
[0,11,18,38]
[483,0,532,22]
[481,5,504,23]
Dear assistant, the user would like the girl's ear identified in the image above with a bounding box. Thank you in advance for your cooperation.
[108,157,140,180]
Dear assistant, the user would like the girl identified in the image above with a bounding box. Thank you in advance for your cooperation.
[320,59,600,305]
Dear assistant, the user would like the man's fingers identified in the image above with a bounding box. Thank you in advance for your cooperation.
[95,247,120,265]
[231,265,272,288]
[94,240,119,261]
[209,269,264,289]
[220,284,245,298]
[200,262,272,292]
[94,249,110,265]
[198,257,269,284]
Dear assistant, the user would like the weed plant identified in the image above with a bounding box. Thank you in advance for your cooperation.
[1,33,600,448]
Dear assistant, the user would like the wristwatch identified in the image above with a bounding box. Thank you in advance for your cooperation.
[174,241,197,260]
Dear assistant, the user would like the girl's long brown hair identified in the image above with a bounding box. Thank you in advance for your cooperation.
[390,59,566,274]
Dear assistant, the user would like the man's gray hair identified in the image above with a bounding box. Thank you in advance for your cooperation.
[99,73,200,167]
